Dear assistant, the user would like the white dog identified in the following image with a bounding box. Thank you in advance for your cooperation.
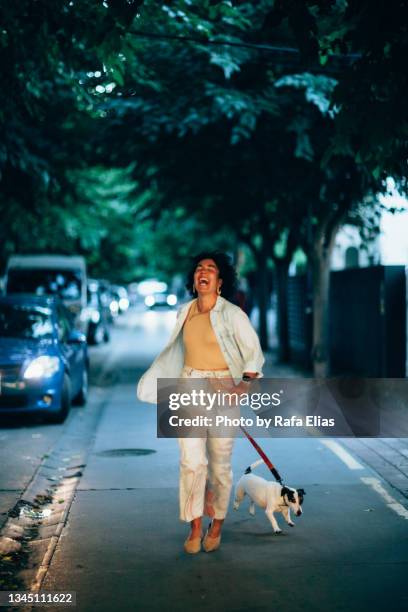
[233,459,305,534]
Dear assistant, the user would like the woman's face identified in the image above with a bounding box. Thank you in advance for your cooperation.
[193,258,222,296]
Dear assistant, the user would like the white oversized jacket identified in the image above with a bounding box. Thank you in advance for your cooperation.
[137,295,265,404]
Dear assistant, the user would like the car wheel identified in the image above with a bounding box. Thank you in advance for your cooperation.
[73,365,88,406]
[49,374,71,424]
[103,327,110,343]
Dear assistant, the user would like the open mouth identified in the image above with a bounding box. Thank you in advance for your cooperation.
[198,278,209,287]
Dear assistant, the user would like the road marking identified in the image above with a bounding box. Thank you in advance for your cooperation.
[321,440,364,470]
[361,477,408,520]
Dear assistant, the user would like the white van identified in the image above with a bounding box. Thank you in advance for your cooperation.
[5,255,88,330]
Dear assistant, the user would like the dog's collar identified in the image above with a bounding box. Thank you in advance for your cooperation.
[280,485,292,507]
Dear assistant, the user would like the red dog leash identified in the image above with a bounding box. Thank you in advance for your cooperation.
[240,425,283,484]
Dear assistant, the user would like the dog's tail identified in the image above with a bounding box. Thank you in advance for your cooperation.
[244,459,264,474]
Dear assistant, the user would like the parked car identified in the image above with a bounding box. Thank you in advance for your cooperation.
[85,279,111,345]
[5,255,88,333]
[0,294,88,423]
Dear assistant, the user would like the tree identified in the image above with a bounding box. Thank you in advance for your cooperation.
[1,0,402,373]
[263,0,408,182]
[93,2,338,349]
[98,17,375,366]
[0,1,144,271]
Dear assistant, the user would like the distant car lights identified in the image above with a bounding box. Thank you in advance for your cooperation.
[144,292,177,308]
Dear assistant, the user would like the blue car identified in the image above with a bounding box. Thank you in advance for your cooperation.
[0,295,89,423]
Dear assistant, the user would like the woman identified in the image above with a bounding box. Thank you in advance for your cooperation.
[137,251,264,553]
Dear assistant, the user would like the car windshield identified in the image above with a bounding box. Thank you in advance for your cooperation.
[7,269,82,301]
[0,304,54,340]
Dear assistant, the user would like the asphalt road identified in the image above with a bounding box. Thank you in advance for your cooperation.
[1,307,408,612]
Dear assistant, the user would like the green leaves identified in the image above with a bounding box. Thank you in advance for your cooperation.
[1,0,405,281]
[208,50,241,79]
[275,73,337,115]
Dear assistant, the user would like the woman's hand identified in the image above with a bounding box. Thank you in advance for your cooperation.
[208,372,258,395]
[233,372,258,396]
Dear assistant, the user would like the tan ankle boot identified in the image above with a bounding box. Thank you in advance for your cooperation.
[183,532,203,554]
[202,523,221,552]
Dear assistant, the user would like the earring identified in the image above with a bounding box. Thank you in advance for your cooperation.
[217,286,221,295]
[192,285,196,294]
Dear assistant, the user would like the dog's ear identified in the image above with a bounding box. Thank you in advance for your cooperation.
[281,487,295,502]
[297,488,306,504]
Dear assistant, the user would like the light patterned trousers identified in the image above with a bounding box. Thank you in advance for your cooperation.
[178,365,235,523]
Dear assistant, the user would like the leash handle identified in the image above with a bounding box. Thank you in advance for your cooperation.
[240,426,283,484]
[270,467,283,485]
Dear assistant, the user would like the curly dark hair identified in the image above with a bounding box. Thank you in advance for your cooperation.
[185,251,237,300]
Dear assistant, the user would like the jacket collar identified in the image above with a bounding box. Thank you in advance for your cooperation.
[213,295,227,311]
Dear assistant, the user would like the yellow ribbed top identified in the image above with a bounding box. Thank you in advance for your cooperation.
[182,300,229,370]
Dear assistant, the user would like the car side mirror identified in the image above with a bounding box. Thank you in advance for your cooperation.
[68,329,87,344]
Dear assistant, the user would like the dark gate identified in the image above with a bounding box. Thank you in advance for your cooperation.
[287,274,312,368]
[285,266,406,376]
[329,266,406,376]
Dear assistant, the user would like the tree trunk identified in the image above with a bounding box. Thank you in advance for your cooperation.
[255,249,270,351]
[274,259,290,362]
[239,233,270,350]
[311,231,338,377]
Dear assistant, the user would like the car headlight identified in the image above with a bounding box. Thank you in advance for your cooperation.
[119,297,129,311]
[166,294,177,306]
[91,310,100,323]
[23,356,60,379]
[110,300,119,313]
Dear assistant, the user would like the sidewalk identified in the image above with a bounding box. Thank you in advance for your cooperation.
[41,370,408,612]
[263,349,408,500]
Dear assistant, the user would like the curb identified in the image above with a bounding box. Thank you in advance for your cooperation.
[0,387,112,595]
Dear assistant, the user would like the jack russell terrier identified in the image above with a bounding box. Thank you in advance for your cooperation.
[233,459,305,533]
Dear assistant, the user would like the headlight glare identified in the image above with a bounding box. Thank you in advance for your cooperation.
[119,297,129,311]
[24,356,60,379]
[166,294,177,306]
[91,310,100,323]
[110,300,119,313]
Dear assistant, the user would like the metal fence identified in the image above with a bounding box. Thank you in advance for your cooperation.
[286,266,406,376]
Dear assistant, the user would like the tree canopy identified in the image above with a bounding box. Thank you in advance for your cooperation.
[1,0,405,290]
